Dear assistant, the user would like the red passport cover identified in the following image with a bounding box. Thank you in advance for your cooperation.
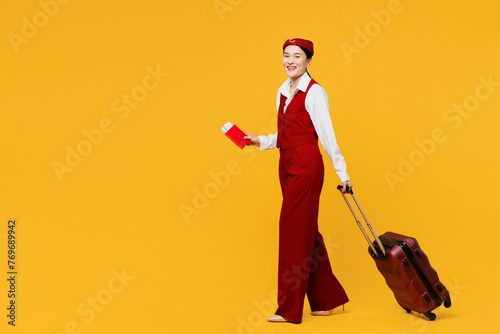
[225,125,250,149]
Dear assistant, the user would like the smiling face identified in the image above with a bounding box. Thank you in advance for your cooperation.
[283,45,312,80]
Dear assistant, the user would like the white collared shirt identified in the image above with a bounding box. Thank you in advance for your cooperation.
[258,73,350,182]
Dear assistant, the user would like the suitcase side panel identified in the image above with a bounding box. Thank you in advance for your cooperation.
[372,244,436,314]
[380,232,449,307]
[414,247,450,302]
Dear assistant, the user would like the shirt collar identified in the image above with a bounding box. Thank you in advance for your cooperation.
[278,72,312,98]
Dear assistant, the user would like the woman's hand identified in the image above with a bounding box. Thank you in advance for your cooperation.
[242,133,260,147]
[341,180,353,193]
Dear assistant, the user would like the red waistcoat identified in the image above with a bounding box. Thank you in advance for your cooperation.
[277,79,318,150]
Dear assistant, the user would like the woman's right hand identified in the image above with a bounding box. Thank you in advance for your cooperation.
[242,133,260,147]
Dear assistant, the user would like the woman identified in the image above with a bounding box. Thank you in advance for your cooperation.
[242,38,352,324]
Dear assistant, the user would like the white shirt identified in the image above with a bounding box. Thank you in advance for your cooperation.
[258,73,350,182]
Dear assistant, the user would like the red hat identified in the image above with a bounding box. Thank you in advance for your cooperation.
[283,38,314,56]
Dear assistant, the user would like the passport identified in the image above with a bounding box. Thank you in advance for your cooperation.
[221,122,250,149]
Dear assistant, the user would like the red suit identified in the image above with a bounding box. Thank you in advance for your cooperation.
[275,79,349,323]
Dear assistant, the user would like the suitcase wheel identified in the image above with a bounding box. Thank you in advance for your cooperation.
[423,311,436,321]
[444,295,452,308]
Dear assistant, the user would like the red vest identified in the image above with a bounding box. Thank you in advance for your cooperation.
[277,79,318,150]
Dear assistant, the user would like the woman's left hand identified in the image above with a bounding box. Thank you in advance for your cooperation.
[341,180,353,193]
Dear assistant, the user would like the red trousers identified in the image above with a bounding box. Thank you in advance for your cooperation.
[275,144,349,323]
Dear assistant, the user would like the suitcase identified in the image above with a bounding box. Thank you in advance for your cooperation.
[337,186,452,321]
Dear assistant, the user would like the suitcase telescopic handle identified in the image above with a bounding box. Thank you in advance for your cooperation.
[337,186,386,257]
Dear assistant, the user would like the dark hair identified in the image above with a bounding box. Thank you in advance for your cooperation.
[298,46,313,59]
[299,46,313,78]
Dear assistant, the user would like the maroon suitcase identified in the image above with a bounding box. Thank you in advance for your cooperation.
[337,186,452,321]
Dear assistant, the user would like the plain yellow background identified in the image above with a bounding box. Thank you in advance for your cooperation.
[1,0,500,333]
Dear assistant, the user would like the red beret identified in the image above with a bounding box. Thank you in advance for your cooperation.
[283,38,314,56]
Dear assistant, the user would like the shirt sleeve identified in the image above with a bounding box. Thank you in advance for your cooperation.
[305,85,350,182]
[258,133,277,150]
